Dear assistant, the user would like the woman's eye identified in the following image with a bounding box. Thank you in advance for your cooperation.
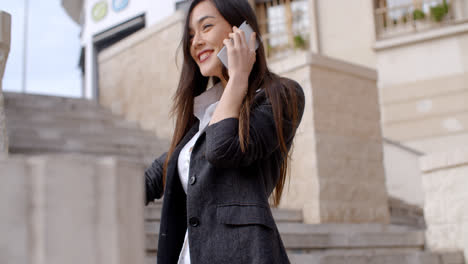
[202,24,212,30]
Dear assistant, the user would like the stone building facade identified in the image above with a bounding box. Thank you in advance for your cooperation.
[96,0,468,260]
[2,0,468,262]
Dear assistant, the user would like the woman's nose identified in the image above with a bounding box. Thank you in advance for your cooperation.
[192,33,204,48]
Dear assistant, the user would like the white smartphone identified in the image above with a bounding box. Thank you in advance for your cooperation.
[217,21,260,69]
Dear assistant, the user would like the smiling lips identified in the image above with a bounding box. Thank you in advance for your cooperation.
[198,49,214,63]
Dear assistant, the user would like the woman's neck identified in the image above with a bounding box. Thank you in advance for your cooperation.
[220,77,227,88]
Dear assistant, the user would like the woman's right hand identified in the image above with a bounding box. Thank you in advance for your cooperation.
[224,26,257,86]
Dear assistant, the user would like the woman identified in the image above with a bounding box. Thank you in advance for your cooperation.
[145,0,305,263]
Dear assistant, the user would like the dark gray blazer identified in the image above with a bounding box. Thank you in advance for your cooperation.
[145,79,305,264]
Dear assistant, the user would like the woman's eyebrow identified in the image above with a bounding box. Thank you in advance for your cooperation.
[189,15,216,30]
[197,15,215,24]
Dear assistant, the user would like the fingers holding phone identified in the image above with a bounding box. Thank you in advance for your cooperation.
[224,25,257,79]
[248,30,257,51]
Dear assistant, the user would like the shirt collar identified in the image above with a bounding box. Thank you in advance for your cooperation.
[194,82,224,121]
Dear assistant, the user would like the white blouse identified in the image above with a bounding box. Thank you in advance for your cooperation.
[177,82,224,264]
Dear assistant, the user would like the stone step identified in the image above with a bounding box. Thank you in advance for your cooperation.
[144,203,163,221]
[276,222,419,233]
[4,103,121,126]
[4,92,110,113]
[147,200,164,206]
[273,207,303,223]
[278,222,424,250]
[144,222,425,251]
[9,133,161,158]
[145,253,157,264]
[287,251,465,264]
[4,92,149,137]
[7,125,163,150]
[5,99,116,116]
[9,133,162,156]
[389,196,426,229]
[4,92,169,159]
[6,110,155,137]
[4,93,168,165]
[5,108,141,131]
[145,250,464,264]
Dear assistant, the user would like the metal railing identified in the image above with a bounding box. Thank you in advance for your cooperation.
[374,0,468,40]
[255,0,310,59]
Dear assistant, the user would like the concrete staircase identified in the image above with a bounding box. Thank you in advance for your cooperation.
[389,196,426,229]
[4,92,464,264]
[4,92,167,165]
[145,201,463,264]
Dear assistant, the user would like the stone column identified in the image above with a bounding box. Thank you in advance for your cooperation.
[309,0,321,54]
[451,0,468,21]
[420,148,468,263]
[0,154,145,264]
[0,11,11,157]
[248,0,256,11]
[270,52,390,224]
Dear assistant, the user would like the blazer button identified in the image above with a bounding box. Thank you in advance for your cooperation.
[189,217,200,227]
[189,175,196,185]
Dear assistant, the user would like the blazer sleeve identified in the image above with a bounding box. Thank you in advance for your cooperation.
[145,152,167,205]
[204,80,305,168]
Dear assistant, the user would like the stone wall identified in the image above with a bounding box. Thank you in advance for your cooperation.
[0,154,145,264]
[381,72,468,154]
[377,30,468,154]
[420,148,468,263]
[383,139,424,207]
[0,11,11,157]
[270,52,390,224]
[313,0,377,69]
[98,11,185,142]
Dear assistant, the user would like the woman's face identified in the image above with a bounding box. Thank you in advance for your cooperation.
[189,1,232,79]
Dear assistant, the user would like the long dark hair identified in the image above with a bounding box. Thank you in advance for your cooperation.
[164,0,300,206]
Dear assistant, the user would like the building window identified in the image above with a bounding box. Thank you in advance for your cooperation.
[256,0,309,58]
[374,0,468,40]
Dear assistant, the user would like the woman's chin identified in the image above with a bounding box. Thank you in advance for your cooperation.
[200,69,209,76]
[200,68,217,78]
[199,60,222,78]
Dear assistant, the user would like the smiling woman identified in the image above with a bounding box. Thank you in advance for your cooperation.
[188,3,233,80]
[144,0,305,263]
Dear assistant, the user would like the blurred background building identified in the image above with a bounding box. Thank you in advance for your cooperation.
[61,0,181,99]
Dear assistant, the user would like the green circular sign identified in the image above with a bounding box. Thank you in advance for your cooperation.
[92,1,108,22]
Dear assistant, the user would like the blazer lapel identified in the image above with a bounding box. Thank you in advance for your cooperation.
[165,120,200,190]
